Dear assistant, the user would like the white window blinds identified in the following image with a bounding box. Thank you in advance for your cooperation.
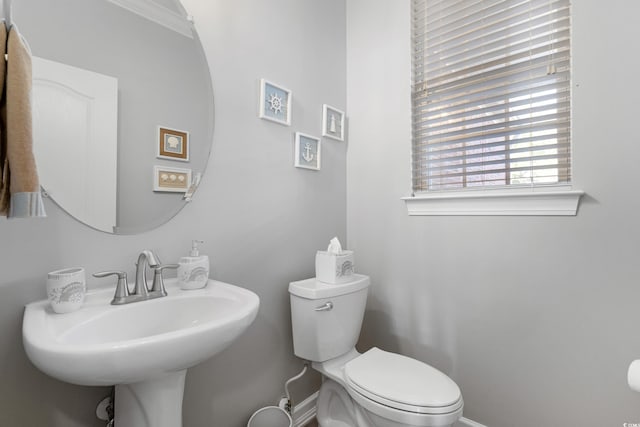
[411,0,571,192]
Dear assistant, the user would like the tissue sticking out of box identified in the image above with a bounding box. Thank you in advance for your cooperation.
[316,237,354,284]
[328,237,343,254]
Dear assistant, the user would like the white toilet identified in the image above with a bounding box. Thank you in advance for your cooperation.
[289,274,463,427]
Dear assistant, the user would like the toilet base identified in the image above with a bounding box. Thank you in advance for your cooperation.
[316,379,458,427]
[317,379,373,427]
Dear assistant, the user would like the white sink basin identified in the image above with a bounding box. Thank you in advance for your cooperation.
[23,279,259,427]
[23,279,259,385]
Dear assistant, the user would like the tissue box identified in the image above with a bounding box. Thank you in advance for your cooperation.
[315,250,355,284]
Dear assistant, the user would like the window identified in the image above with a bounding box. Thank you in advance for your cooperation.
[411,0,571,193]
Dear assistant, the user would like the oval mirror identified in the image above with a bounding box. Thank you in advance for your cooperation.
[14,0,213,234]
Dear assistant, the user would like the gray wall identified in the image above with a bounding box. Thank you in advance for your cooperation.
[346,1,640,426]
[0,0,344,425]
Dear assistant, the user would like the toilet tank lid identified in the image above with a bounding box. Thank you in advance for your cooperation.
[289,274,370,299]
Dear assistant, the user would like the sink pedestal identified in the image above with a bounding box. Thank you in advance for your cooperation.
[115,370,187,427]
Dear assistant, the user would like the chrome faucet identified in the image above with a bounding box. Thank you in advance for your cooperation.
[94,250,178,305]
[134,250,160,298]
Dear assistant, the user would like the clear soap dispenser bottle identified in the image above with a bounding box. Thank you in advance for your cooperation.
[178,240,210,290]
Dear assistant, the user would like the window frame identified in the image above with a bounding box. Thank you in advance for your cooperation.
[405,0,583,216]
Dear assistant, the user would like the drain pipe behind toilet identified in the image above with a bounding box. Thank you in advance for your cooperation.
[249,363,310,427]
[280,363,309,418]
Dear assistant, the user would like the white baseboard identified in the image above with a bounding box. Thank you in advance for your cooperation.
[292,391,318,427]
[293,392,487,427]
[456,417,488,427]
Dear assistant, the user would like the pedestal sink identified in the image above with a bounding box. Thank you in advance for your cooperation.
[22,279,259,427]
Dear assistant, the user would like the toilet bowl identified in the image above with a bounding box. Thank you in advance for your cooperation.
[289,275,463,427]
[314,348,462,427]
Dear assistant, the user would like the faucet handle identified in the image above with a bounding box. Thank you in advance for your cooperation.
[150,264,179,296]
[93,271,129,305]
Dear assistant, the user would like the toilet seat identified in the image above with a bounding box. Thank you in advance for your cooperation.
[344,347,463,415]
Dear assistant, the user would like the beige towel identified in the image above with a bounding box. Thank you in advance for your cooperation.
[0,23,45,217]
[0,22,8,214]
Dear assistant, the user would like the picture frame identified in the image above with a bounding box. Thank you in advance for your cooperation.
[259,79,292,126]
[322,104,345,141]
[153,165,192,192]
[157,126,189,161]
[294,132,321,171]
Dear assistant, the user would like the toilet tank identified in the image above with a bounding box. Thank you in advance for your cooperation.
[289,274,370,362]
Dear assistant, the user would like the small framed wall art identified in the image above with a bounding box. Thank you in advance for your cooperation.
[294,132,321,171]
[153,165,192,192]
[259,79,292,126]
[157,126,189,161]
[322,104,345,141]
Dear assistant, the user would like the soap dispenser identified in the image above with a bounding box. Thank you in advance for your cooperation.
[178,240,210,290]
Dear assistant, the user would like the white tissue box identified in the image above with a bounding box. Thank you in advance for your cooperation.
[315,250,355,284]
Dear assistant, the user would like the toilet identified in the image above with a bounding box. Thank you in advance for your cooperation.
[289,274,463,427]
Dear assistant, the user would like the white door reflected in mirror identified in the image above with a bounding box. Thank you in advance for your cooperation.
[32,57,118,233]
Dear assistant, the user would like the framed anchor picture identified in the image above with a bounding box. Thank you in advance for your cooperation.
[294,132,321,171]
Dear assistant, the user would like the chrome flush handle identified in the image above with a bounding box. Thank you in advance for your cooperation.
[315,302,334,312]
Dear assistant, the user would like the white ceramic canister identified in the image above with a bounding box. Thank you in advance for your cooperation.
[46,267,86,313]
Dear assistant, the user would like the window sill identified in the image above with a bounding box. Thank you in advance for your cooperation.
[402,186,584,216]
